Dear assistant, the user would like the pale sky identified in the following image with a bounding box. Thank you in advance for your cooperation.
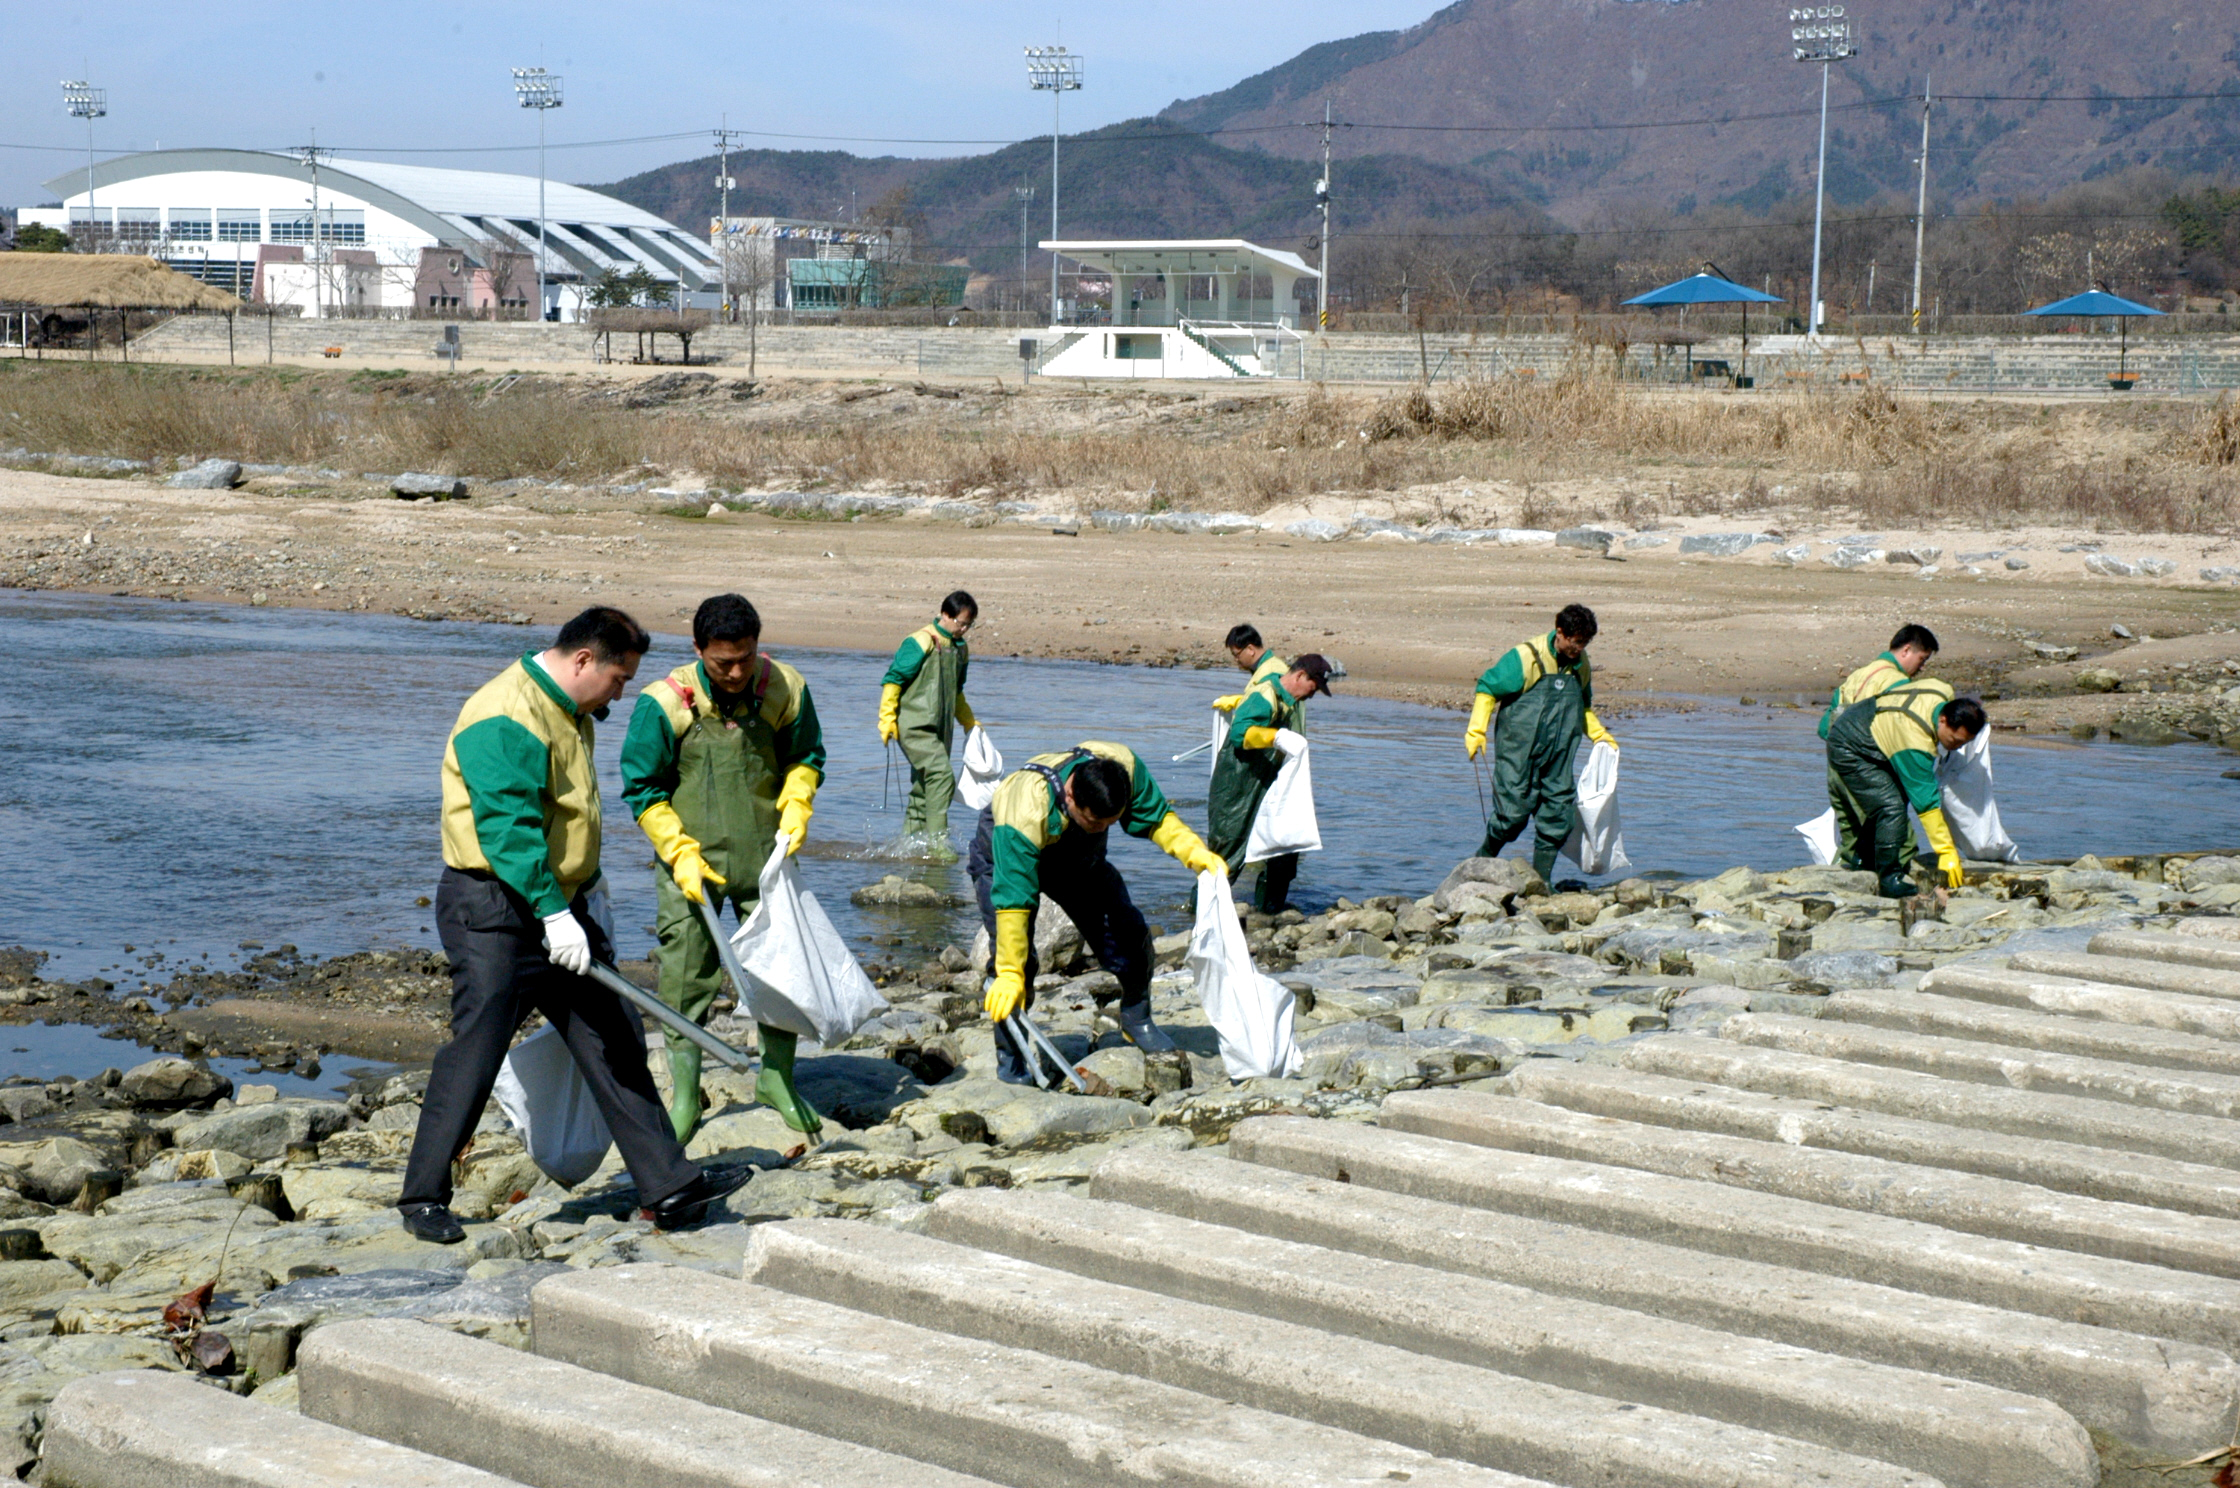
[5,0,1438,207]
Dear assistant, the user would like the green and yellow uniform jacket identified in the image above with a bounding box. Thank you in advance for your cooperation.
[1249,651,1288,690]
[1830,677,1954,814]
[881,622,975,742]
[986,743,1182,912]
[1474,634,1615,750]
[620,658,826,894]
[440,655,605,918]
[1818,652,1910,739]
[1206,673,1304,869]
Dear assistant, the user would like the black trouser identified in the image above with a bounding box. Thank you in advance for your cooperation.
[967,808,1153,1083]
[401,868,701,1210]
[1254,852,1299,913]
[1825,739,1920,898]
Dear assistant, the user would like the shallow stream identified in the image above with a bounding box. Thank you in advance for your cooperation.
[4,588,2234,1083]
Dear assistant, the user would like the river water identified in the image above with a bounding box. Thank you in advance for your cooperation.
[5,589,2235,1015]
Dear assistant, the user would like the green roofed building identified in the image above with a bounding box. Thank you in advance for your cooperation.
[786,255,969,310]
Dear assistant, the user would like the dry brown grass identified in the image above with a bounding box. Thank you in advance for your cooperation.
[0,361,2230,535]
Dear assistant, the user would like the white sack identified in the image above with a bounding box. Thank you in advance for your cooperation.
[1934,731,2021,862]
[1245,740,1322,863]
[958,726,1005,812]
[493,1025,613,1188]
[729,838,890,1045]
[1188,870,1303,1080]
[1796,808,1840,866]
[1560,741,1631,875]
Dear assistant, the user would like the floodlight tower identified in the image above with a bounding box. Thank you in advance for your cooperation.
[1789,6,1856,339]
[1025,45,1082,323]
[61,80,105,246]
[512,67,564,320]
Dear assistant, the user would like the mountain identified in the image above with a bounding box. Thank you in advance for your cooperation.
[596,120,1548,270]
[1159,0,2240,219]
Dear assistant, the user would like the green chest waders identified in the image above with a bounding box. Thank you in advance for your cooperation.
[1825,697,1922,899]
[655,679,821,1139]
[1207,686,1301,905]
[898,639,965,850]
[1481,669,1586,882]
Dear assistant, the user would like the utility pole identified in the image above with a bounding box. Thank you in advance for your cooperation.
[1909,75,1932,336]
[1315,99,1333,333]
[512,67,563,321]
[1789,4,1856,340]
[1013,183,1035,313]
[714,122,742,321]
[1025,45,1083,323]
[61,80,105,248]
[297,136,325,319]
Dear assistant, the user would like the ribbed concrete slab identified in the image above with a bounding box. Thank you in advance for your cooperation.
[2092,929,2240,974]
[2178,918,2240,943]
[1504,1058,2240,1220]
[1090,1148,2240,1456]
[2011,950,2240,1001]
[1719,1011,2240,1123]
[921,1187,2093,1488]
[1629,1033,2240,1168]
[1390,1085,2240,1274]
[741,1217,1949,1488]
[1229,1115,2240,1350]
[299,1317,996,1488]
[41,1369,520,1488]
[530,1264,1559,1488]
[1825,987,2240,1077]
[1920,965,2240,1040]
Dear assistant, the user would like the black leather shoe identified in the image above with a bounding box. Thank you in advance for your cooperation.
[643,1168,751,1232]
[399,1202,466,1245]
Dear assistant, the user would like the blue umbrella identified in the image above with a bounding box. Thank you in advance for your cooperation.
[2023,289,2166,384]
[1622,273,1786,384]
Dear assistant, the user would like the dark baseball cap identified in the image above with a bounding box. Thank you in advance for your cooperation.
[1292,653,1336,695]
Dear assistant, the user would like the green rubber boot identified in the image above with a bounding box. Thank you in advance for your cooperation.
[666,1045,705,1144]
[754,1024,824,1137]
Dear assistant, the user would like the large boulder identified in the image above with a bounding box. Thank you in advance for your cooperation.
[165,458,242,490]
[171,1099,351,1162]
[1434,857,1546,914]
[115,1059,230,1110]
[17,1140,109,1208]
[391,472,466,501]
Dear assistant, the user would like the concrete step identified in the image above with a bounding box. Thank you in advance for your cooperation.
[1917,965,2240,1042]
[740,1216,1953,1488]
[298,1317,993,1488]
[2092,928,2240,974]
[41,1369,519,1488]
[1628,1034,2240,1169]
[2011,950,2240,1001]
[1227,1115,2240,1350]
[1089,1146,2240,1456]
[921,1186,2093,1488]
[1508,1057,2240,1219]
[1433,1078,2240,1266]
[529,1263,1560,1488]
[2179,917,2240,943]
[1719,1011,2240,1123]
[1824,987,2240,1077]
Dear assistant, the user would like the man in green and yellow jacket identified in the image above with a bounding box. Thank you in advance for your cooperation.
[967,742,1225,1081]
[1206,654,1333,913]
[1825,676,1986,899]
[1210,622,1286,714]
[878,590,979,860]
[1464,604,1619,884]
[402,607,719,1245]
[620,594,826,1140]
[1818,624,1939,869]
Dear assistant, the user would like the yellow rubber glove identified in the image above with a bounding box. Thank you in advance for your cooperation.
[1584,710,1618,751]
[637,801,726,905]
[986,907,1031,1021]
[1464,692,1496,760]
[776,764,819,857]
[954,693,977,730]
[1918,806,1965,888]
[1211,693,1245,713]
[1149,812,1226,876]
[877,683,902,744]
[1241,725,1278,751]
